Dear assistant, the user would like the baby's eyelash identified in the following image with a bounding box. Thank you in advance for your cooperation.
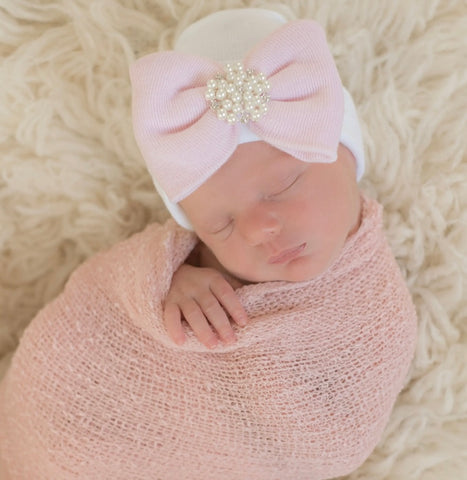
[211,219,234,235]
[270,174,301,196]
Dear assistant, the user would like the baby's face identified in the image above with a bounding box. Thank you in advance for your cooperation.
[180,142,361,283]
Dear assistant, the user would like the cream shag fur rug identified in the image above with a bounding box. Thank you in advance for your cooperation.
[0,1,466,479]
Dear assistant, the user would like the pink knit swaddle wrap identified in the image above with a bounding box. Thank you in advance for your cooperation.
[0,196,417,480]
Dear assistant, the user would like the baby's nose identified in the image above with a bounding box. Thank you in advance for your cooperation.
[238,204,282,246]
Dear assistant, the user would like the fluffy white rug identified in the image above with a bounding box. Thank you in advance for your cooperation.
[0,0,466,478]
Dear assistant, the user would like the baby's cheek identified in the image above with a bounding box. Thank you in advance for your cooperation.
[209,242,245,270]
[284,197,316,229]
[223,250,254,275]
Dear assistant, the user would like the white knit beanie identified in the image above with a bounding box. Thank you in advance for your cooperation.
[155,9,365,229]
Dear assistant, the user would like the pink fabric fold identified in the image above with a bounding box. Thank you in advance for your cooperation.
[0,195,417,480]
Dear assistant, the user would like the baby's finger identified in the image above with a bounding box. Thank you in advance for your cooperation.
[179,299,219,349]
[197,293,237,345]
[210,280,248,327]
[163,302,185,345]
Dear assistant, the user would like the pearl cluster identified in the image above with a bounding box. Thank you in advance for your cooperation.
[205,63,271,124]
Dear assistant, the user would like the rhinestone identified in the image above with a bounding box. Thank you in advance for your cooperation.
[205,90,215,100]
[223,99,233,110]
[227,113,237,124]
[231,92,242,103]
[240,112,251,123]
[205,63,271,124]
[245,101,255,112]
[216,89,226,100]
[217,108,227,120]
[254,84,264,95]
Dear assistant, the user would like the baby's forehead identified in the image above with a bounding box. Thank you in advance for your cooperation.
[180,142,306,220]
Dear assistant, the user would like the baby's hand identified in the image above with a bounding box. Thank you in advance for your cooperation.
[163,264,248,348]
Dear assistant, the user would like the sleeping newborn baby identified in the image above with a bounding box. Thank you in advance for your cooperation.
[0,8,417,480]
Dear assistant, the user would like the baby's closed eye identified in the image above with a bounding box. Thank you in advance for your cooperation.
[266,172,302,199]
[210,218,234,240]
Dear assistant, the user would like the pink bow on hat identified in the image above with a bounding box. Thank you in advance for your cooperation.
[130,20,344,203]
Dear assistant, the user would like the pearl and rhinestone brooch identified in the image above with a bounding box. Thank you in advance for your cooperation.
[205,63,271,124]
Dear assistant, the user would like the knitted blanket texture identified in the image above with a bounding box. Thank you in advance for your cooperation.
[0,195,417,479]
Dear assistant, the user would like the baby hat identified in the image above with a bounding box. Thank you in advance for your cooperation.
[130,9,365,229]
